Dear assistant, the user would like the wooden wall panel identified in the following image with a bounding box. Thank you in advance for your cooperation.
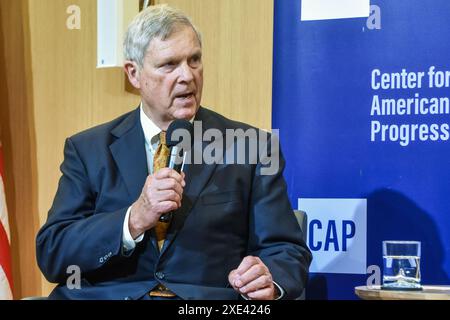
[27,0,141,296]
[0,0,41,299]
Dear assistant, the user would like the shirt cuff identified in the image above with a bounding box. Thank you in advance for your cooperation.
[122,206,145,253]
[273,281,285,300]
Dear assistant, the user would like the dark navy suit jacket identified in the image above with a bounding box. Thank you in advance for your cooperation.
[36,107,311,300]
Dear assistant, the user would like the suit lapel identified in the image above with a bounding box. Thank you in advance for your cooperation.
[160,107,221,255]
[109,108,148,202]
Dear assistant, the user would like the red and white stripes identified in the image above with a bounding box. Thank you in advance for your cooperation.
[0,142,13,300]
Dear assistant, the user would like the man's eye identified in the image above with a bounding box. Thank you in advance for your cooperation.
[159,61,176,69]
[190,55,202,66]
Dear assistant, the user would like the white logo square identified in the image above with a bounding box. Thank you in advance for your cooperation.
[299,198,367,274]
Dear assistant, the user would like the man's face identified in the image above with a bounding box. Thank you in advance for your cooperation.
[137,26,203,129]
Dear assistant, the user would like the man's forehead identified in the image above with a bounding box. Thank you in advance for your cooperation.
[153,25,199,46]
[145,27,201,58]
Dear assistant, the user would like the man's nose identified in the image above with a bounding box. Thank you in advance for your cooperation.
[178,62,194,83]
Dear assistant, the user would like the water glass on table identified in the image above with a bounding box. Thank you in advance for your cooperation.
[382,240,422,290]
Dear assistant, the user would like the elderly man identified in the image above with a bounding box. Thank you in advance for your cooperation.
[36,5,311,300]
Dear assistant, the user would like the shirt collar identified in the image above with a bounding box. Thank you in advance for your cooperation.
[139,102,196,150]
[139,103,161,152]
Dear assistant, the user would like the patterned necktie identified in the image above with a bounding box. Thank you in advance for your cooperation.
[153,131,171,251]
[149,132,177,298]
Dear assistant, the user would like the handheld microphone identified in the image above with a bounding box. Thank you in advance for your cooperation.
[159,119,194,222]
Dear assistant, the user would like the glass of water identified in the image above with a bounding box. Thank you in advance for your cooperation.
[382,240,422,290]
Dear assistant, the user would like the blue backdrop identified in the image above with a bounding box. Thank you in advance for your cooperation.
[273,0,450,299]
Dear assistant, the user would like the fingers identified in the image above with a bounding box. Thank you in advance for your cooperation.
[155,178,183,195]
[155,189,182,207]
[236,256,263,277]
[228,256,276,300]
[144,168,185,208]
[130,169,186,234]
[238,273,273,295]
[157,200,180,213]
[236,262,270,289]
[228,269,239,290]
[154,168,185,187]
[246,287,274,300]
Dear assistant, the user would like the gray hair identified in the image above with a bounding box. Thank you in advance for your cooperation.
[124,4,202,68]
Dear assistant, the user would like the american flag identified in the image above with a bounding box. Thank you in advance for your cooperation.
[0,141,13,299]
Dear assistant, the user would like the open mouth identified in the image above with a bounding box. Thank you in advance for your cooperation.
[175,92,194,100]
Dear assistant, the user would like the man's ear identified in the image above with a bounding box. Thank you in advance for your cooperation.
[124,60,141,89]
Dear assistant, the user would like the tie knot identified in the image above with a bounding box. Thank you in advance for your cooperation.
[159,131,167,146]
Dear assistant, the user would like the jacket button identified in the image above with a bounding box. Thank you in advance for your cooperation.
[155,272,165,280]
